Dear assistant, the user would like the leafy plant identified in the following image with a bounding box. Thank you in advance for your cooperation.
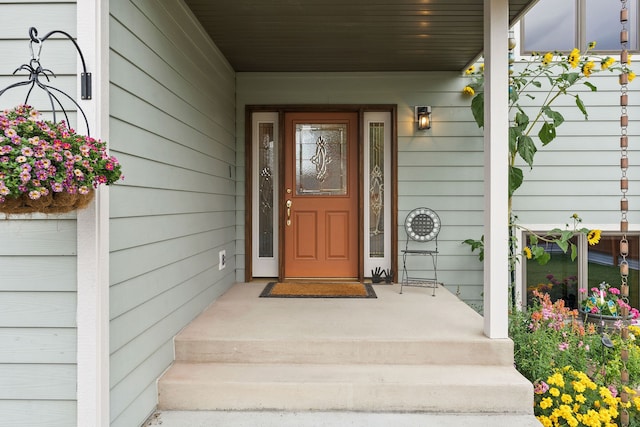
[511,291,640,425]
[463,44,633,199]
[462,44,632,271]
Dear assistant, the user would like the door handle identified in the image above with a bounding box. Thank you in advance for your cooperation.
[286,199,292,226]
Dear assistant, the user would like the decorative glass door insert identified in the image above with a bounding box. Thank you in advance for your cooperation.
[295,124,348,196]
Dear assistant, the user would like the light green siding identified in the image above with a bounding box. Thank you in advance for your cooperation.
[511,72,639,225]
[0,1,78,426]
[108,0,236,425]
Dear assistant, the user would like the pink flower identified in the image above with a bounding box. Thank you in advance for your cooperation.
[558,342,569,351]
[534,381,549,394]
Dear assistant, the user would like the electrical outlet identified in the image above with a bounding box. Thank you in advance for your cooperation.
[218,250,226,270]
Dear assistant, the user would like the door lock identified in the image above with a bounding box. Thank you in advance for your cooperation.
[286,199,292,226]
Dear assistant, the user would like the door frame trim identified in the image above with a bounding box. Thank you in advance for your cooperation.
[244,104,398,282]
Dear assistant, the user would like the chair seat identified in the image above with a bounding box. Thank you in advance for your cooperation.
[402,249,438,255]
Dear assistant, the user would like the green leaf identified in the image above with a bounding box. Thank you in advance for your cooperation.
[542,107,564,127]
[531,80,542,88]
[517,135,537,168]
[570,243,578,261]
[509,166,523,198]
[538,122,556,145]
[509,126,520,154]
[515,110,529,128]
[471,93,484,128]
[529,235,539,245]
[530,245,544,257]
[536,251,551,265]
[556,239,569,253]
[583,81,597,92]
[575,94,588,119]
[564,72,580,85]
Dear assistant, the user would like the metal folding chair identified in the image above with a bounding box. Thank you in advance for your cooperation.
[400,207,441,296]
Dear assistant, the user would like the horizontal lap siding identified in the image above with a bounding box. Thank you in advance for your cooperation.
[0,2,78,426]
[237,70,638,308]
[108,0,235,425]
[510,70,639,226]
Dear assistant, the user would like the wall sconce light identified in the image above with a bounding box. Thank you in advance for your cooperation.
[415,106,432,130]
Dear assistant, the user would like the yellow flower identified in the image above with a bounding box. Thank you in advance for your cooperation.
[542,52,553,65]
[462,86,475,96]
[601,57,615,70]
[628,54,633,65]
[480,63,485,72]
[582,61,595,77]
[575,393,586,403]
[629,71,636,82]
[588,41,597,49]
[465,65,475,75]
[561,393,573,404]
[537,415,552,427]
[539,397,553,409]
[568,48,581,68]
[550,387,560,397]
[587,229,601,245]
[523,246,532,259]
[548,372,565,388]
[573,381,586,393]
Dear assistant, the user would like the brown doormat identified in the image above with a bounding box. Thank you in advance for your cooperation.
[259,282,377,298]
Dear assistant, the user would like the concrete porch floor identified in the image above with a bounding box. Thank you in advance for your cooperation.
[152,281,540,426]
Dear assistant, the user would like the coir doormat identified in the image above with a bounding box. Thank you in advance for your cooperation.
[259,282,377,298]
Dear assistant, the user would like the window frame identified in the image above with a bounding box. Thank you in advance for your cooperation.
[516,224,640,310]
[520,0,640,56]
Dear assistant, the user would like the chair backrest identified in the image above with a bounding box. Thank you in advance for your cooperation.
[404,207,441,243]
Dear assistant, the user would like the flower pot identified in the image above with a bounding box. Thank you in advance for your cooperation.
[581,310,628,332]
[0,190,94,215]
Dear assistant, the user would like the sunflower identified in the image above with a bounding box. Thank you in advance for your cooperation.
[465,65,475,75]
[523,246,532,259]
[462,86,475,96]
[582,61,595,77]
[587,229,602,246]
[542,52,553,66]
[601,57,615,70]
[568,48,581,69]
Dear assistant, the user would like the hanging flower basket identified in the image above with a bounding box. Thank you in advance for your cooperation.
[0,105,122,214]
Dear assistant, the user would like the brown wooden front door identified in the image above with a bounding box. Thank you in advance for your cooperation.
[282,112,359,279]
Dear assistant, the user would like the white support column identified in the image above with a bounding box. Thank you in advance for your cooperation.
[76,0,110,425]
[483,0,510,339]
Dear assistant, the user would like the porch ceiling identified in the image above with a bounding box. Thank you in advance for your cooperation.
[183,0,538,72]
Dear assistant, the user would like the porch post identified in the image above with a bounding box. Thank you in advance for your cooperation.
[76,0,110,425]
[483,0,510,338]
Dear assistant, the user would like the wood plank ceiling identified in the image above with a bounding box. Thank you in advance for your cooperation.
[183,0,538,72]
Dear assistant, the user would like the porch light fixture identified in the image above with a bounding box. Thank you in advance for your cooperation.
[415,106,431,130]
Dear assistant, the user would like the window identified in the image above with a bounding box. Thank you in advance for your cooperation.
[522,0,639,54]
[522,232,640,311]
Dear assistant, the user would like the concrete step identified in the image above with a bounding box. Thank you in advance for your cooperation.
[175,336,514,366]
[147,410,543,427]
[158,362,534,414]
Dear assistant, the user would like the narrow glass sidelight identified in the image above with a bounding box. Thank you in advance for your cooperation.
[252,112,279,276]
[363,112,391,275]
[258,123,275,257]
[369,122,385,258]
